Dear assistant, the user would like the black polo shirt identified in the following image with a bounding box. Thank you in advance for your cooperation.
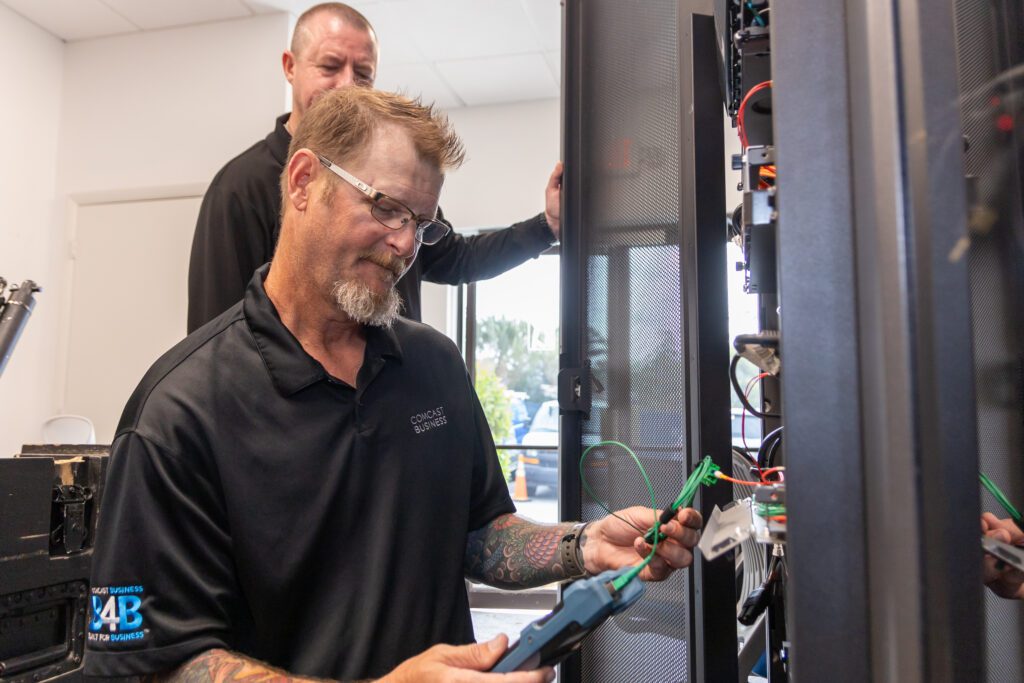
[85,266,515,680]
[187,113,556,333]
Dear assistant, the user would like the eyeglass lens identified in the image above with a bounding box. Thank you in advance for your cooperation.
[370,196,448,245]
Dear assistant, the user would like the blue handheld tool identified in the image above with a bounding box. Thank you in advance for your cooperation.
[490,567,645,672]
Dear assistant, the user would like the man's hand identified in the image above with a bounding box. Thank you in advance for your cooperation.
[380,635,554,682]
[544,162,563,240]
[581,506,702,582]
[982,512,1024,600]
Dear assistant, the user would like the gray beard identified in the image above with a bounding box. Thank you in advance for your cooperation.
[330,279,401,327]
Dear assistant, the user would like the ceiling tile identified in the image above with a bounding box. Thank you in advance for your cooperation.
[374,63,463,110]
[436,53,557,107]
[356,3,424,67]
[387,0,540,62]
[1,0,138,40]
[241,0,291,14]
[100,0,252,31]
[244,0,383,15]
[518,0,560,52]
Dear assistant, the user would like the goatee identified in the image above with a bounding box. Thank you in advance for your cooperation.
[330,280,402,327]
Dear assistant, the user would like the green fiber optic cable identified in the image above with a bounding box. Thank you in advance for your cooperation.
[642,456,720,545]
[672,456,720,510]
[579,441,659,591]
[980,472,1022,524]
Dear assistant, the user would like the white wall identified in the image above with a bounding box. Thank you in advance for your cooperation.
[0,4,65,457]
[0,7,555,452]
[421,98,560,333]
[60,13,291,199]
[442,99,560,229]
[2,13,291,455]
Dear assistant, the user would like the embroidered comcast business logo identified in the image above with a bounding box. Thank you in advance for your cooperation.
[88,585,147,644]
[410,405,448,434]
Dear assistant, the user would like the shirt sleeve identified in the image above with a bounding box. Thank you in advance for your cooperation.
[417,212,556,286]
[187,183,273,333]
[84,431,242,677]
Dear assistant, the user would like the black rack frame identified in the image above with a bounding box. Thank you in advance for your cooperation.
[774,0,984,680]
[559,1,735,681]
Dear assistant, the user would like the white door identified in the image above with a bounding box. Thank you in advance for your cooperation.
[64,197,200,443]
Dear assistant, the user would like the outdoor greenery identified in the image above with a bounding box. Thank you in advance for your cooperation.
[474,365,514,480]
[474,316,559,481]
[478,317,558,404]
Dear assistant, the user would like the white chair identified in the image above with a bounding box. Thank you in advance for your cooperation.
[41,415,96,445]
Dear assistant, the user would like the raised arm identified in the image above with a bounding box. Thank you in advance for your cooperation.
[465,506,702,590]
[417,163,563,286]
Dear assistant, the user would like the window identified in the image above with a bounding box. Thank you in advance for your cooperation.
[460,240,560,617]
[466,250,561,522]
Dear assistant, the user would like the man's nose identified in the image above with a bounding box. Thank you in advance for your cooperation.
[331,65,358,89]
[384,221,418,260]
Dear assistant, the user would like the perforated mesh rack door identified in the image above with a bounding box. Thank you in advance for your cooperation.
[953,1,1024,679]
[560,1,733,681]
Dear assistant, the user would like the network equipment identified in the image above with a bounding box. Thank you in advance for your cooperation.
[0,446,109,683]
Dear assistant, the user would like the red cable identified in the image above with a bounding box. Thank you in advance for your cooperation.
[717,472,773,487]
[737,80,773,149]
[740,372,771,480]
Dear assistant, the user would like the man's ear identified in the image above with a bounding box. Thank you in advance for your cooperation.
[286,149,318,212]
[282,50,295,84]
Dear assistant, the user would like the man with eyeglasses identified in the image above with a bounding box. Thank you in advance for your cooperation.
[186,1,561,333]
[85,88,702,683]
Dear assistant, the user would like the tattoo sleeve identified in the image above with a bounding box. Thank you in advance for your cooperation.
[464,513,581,589]
[145,649,329,683]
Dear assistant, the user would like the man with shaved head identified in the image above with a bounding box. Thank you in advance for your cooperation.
[187,2,562,333]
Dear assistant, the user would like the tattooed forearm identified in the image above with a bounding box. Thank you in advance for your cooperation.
[464,513,581,589]
[146,649,328,683]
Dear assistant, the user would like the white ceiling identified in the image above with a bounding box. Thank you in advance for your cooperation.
[0,0,561,108]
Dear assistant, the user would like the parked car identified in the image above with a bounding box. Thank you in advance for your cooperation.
[519,400,559,496]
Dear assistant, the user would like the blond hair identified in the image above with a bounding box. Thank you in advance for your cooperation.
[283,88,466,206]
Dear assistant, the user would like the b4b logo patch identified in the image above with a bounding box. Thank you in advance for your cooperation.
[88,585,147,644]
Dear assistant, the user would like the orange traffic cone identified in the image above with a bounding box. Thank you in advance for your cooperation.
[513,456,530,502]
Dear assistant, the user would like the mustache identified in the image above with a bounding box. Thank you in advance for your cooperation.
[361,252,406,278]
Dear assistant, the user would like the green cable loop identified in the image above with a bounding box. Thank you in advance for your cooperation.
[578,441,659,591]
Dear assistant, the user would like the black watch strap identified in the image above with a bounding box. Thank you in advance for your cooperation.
[560,522,590,579]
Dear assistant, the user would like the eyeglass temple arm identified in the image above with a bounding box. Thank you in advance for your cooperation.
[316,154,380,201]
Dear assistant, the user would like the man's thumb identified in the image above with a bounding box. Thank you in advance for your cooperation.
[446,635,508,670]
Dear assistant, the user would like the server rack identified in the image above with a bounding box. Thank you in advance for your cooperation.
[775,0,984,681]
[559,0,1019,680]
[559,1,734,680]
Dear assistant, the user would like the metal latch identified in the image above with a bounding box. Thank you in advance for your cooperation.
[558,361,593,419]
[51,485,92,554]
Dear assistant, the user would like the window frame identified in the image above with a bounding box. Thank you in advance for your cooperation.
[459,232,561,610]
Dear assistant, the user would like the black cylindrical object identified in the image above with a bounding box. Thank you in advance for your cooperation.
[0,280,40,377]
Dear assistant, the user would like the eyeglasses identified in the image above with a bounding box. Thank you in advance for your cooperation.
[316,153,450,246]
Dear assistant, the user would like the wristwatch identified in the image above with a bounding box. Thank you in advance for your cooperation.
[560,522,590,579]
